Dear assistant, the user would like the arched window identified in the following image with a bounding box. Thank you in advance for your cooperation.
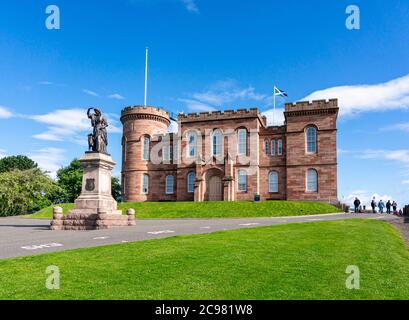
[212,130,222,156]
[142,174,149,194]
[271,140,276,156]
[268,171,279,193]
[264,140,269,156]
[187,131,197,158]
[277,139,283,156]
[166,175,174,194]
[238,170,247,192]
[187,172,195,193]
[162,143,173,162]
[306,169,318,192]
[237,129,247,155]
[306,127,317,153]
[142,136,150,160]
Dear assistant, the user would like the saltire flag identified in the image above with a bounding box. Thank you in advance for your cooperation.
[274,86,288,97]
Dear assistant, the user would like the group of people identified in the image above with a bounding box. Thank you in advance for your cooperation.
[353,197,402,216]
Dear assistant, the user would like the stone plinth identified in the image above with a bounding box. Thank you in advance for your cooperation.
[50,152,135,230]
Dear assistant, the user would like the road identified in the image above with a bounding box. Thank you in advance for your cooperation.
[0,213,398,260]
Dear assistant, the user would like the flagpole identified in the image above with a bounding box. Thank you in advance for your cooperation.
[273,86,276,126]
[144,47,149,107]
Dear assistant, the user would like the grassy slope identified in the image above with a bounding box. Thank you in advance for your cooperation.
[29,201,341,219]
[1,219,409,300]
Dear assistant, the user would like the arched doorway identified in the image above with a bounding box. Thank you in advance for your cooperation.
[205,168,224,201]
[208,176,223,201]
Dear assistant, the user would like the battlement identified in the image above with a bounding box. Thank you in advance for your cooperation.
[284,99,338,112]
[121,105,170,125]
[179,108,266,126]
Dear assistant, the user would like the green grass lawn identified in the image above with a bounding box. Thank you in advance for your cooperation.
[1,219,409,300]
[29,200,341,219]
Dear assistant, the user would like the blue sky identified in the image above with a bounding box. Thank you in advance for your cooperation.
[0,0,409,206]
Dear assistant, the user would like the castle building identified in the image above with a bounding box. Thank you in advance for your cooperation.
[120,99,339,203]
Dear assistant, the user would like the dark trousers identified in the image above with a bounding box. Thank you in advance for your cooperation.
[371,206,376,213]
[354,206,359,213]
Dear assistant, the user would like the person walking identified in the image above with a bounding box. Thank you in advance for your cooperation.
[386,200,392,214]
[353,197,361,213]
[392,201,398,215]
[378,200,385,214]
[371,197,377,213]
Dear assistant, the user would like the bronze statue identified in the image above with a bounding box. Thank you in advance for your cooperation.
[87,108,108,154]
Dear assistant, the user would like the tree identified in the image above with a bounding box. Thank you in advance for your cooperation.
[56,159,83,203]
[0,155,38,173]
[0,169,61,217]
[112,176,122,202]
[56,159,122,203]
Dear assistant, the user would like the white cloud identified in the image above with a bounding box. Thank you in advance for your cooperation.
[28,148,66,178]
[168,120,179,133]
[359,149,409,166]
[357,149,409,188]
[261,108,285,126]
[0,149,7,159]
[0,106,12,119]
[178,99,216,112]
[83,89,99,97]
[38,81,54,85]
[108,93,125,100]
[179,79,286,126]
[181,0,199,13]
[29,108,121,143]
[303,74,409,117]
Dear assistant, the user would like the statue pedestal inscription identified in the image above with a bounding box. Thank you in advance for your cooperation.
[50,152,134,230]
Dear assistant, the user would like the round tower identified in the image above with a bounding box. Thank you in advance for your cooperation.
[120,106,171,202]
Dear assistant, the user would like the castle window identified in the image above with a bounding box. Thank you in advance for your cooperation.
[163,145,169,162]
[187,172,195,193]
[306,127,317,154]
[277,139,283,156]
[264,140,269,156]
[271,140,276,156]
[268,171,279,193]
[142,174,149,194]
[142,136,150,161]
[163,144,173,162]
[169,144,173,161]
[166,175,174,194]
[212,130,222,156]
[306,169,318,192]
[187,132,197,158]
[238,129,247,156]
[238,170,247,192]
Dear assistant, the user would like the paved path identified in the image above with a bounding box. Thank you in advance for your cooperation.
[0,213,398,260]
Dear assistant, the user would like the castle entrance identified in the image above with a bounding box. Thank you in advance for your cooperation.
[208,176,223,201]
[204,168,224,202]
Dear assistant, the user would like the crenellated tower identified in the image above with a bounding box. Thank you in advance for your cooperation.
[120,106,172,202]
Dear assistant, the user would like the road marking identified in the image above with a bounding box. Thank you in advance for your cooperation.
[148,230,175,235]
[239,223,260,226]
[93,236,110,240]
[21,243,63,251]
[121,240,129,243]
[200,226,211,229]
